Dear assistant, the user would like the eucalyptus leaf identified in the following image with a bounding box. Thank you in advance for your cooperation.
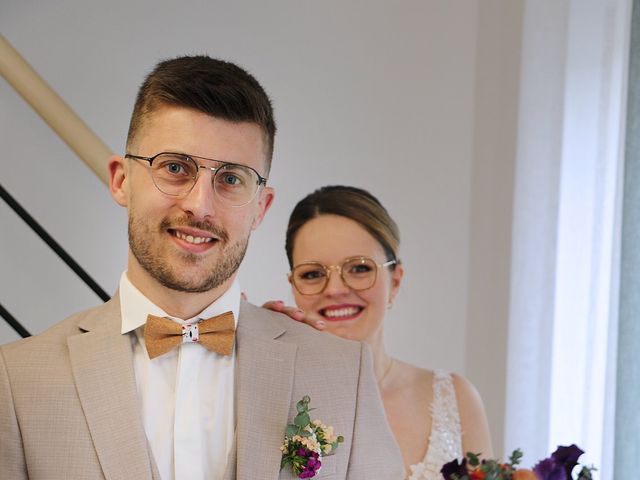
[295,413,310,428]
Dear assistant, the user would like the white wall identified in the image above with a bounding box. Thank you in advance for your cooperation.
[466,0,523,456]
[0,0,523,452]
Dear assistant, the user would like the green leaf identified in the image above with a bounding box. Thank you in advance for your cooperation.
[467,452,480,467]
[286,425,299,437]
[295,396,311,413]
[508,448,523,467]
[577,466,596,480]
[331,437,344,449]
[294,412,310,428]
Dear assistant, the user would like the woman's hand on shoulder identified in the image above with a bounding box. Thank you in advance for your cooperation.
[452,373,494,459]
[261,299,326,331]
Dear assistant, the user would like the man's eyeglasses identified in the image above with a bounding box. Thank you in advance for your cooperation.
[125,152,268,208]
[289,256,397,295]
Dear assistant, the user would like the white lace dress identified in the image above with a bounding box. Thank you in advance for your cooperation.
[406,370,463,480]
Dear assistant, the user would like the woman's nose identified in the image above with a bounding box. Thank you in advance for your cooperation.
[323,267,350,296]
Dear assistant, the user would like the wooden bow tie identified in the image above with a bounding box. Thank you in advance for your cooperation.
[144,311,236,360]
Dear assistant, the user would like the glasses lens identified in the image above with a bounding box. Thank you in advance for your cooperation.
[213,164,259,207]
[150,154,198,195]
[292,263,327,295]
[342,257,377,290]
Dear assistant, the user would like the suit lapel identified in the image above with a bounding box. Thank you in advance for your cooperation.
[68,298,156,480]
[230,302,297,480]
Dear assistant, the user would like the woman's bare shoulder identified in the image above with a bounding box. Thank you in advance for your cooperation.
[450,373,494,458]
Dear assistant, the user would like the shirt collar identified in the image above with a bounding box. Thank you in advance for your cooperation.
[119,272,241,334]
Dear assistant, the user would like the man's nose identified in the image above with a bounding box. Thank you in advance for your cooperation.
[179,168,217,219]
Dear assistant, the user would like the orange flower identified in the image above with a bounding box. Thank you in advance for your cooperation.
[512,469,538,480]
[470,470,485,480]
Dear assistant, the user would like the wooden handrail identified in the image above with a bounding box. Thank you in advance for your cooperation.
[0,34,112,185]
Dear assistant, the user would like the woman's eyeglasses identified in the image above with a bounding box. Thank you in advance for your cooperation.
[289,256,397,295]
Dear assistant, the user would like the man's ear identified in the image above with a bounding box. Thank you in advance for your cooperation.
[251,186,275,230]
[109,155,129,207]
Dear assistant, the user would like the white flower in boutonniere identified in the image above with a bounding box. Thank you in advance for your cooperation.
[280,395,344,479]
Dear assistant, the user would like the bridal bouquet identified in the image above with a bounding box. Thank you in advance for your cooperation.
[441,444,595,480]
[280,395,344,479]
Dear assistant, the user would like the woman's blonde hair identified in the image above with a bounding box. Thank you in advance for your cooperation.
[285,185,400,267]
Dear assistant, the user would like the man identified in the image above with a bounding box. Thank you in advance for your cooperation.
[0,56,404,479]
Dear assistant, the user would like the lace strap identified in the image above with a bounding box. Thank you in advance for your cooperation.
[422,370,463,476]
[407,370,464,479]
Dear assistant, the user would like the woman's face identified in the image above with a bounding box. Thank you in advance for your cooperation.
[290,214,403,342]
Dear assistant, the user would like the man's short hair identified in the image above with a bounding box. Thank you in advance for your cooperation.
[126,55,276,173]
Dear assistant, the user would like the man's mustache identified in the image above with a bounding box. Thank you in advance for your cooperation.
[160,216,229,243]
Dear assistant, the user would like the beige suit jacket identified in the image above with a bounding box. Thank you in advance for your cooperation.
[0,298,404,479]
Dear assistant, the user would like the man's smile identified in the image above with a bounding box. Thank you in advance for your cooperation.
[171,229,215,244]
[167,226,221,254]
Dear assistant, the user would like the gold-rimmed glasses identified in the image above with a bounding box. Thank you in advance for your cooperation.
[289,256,397,295]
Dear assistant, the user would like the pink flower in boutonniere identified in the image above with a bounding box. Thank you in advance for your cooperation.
[280,395,344,479]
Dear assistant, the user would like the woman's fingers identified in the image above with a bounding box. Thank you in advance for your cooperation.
[262,300,286,312]
[261,300,326,330]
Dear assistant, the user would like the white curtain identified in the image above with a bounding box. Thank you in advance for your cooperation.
[614,0,640,471]
[504,1,631,478]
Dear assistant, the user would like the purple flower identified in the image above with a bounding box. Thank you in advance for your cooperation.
[308,457,321,470]
[533,444,585,480]
[441,458,468,479]
[552,445,584,478]
[533,457,565,480]
[298,458,322,478]
[297,447,308,457]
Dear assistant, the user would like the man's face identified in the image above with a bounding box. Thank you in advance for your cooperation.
[110,106,273,296]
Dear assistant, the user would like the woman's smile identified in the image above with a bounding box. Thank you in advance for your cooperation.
[319,304,365,321]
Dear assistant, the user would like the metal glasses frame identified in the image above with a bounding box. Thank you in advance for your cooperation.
[124,151,268,207]
[289,256,397,295]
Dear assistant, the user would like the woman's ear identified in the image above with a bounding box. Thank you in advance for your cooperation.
[109,155,129,207]
[389,262,404,305]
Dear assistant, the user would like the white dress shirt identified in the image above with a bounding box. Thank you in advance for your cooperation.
[119,272,239,480]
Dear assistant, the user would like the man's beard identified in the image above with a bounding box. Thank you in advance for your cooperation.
[128,213,248,293]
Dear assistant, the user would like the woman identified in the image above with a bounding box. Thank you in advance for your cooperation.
[268,185,493,479]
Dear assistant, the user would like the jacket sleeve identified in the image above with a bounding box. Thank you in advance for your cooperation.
[346,342,405,479]
[0,348,28,479]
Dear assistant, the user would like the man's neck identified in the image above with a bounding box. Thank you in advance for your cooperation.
[126,267,235,320]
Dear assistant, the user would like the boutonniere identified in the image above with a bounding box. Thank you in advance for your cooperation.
[280,395,344,479]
